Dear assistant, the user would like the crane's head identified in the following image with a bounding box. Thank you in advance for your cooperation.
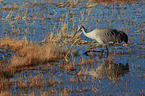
[73,26,85,38]
[76,26,82,32]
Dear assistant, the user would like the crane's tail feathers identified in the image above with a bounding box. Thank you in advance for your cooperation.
[119,31,128,44]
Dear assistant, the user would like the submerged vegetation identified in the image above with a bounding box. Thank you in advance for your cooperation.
[0,0,144,95]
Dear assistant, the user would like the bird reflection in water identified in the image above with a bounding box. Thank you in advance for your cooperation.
[78,61,129,79]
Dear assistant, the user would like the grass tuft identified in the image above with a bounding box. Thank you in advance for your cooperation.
[0,37,28,51]
[0,37,67,79]
[9,43,58,67]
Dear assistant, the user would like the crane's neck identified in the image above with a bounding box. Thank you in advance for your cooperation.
[80,26,95,39]
[81,26,88,36]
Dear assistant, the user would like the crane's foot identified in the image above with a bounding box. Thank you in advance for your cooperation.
[84,51,89,56]
[84,50,102,56]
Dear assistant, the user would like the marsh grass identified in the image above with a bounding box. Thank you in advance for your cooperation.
[0,28,87,93]
[46,0,141,8]
[0,37,67,68]
[0,36,101,95]
[89,0,139,3]
[2,5,18,11]
[0,36,68,91]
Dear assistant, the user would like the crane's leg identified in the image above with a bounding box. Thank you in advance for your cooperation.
[106,45,109,55]
[101,45,105,55]
[101,45,109,55]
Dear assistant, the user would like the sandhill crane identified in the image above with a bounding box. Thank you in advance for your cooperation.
[73,26,128,54]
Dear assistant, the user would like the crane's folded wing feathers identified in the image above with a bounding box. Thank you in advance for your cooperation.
[94,29,128,44]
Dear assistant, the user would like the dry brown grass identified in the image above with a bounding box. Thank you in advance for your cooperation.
[9,43,62,67]
[0,64,13,79]
[0,66,11,93]
[0,37,67,69]
[0,35,93,93]
[0,38,61,65]
[0,38,28,51]
[89,0,139,3]
[46,0,139,8]
[2,5,18,11]
[0,30,83,92]
[0,91,11,96]
[0,37,68,91]
[0,24,82,91]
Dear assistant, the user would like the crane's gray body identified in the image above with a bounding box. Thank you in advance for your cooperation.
[76,26,128,45]
[87,28,128,45]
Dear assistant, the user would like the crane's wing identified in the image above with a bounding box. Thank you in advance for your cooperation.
[95,29,123,44]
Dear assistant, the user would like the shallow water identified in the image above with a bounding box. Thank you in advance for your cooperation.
[0,0,145,95]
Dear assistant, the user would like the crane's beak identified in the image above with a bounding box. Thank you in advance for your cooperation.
[72,26,82,38]
[72,30,79,38]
